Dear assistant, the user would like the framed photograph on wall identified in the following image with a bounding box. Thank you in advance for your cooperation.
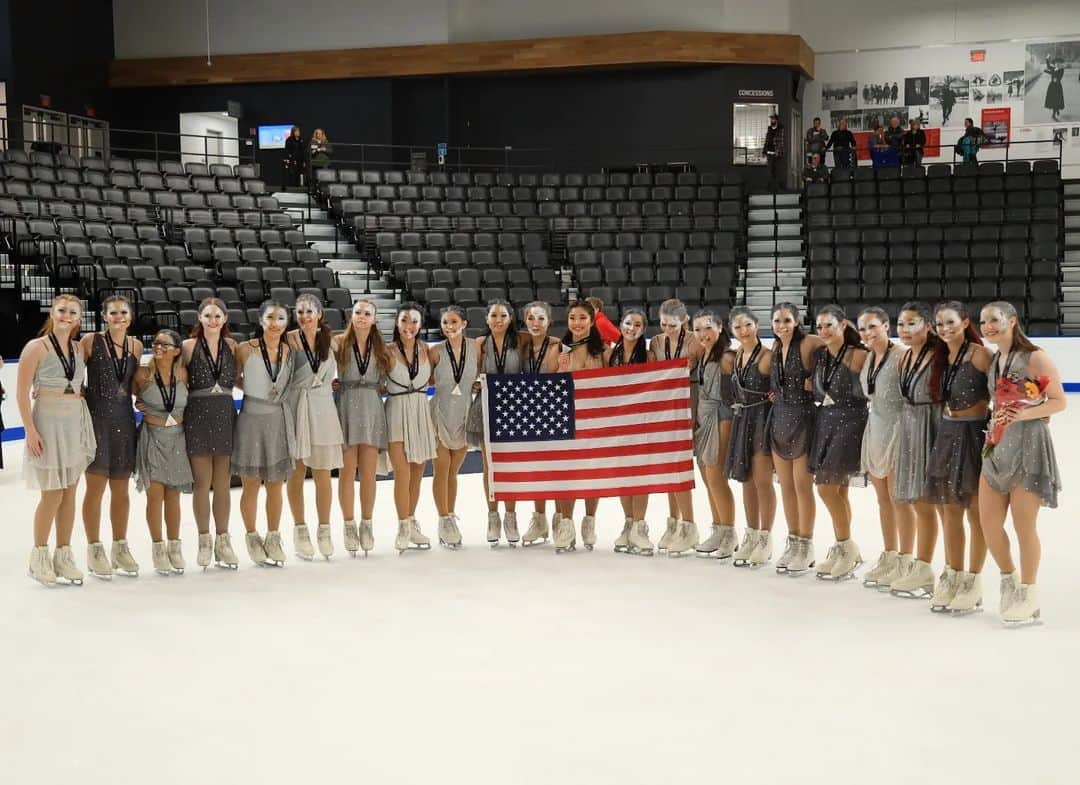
[904,77,930,106]
[981,107,1011,148]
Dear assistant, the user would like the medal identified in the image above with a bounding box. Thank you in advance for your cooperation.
[664,327,686,361]
[165,414,178,427]
[49,334,77,394]
[865,343,892,396]
[106,333,130,391]
[201,335,227,394]
[445,337,467,395]
[211,383,224,394]
[528,337,549,375]
[822,393,835,407]
[311,376,322,389]
[155,367,177,424]
[899,343,932,404]
[819,343,848,407]
[941,341,970,410]
[259,338,285,397]
[489,334,509,374]
[353,333,373,378]
[395,337,421,381]
[299,330,323,388]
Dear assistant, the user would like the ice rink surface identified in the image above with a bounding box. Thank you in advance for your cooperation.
[2,404,1079,785]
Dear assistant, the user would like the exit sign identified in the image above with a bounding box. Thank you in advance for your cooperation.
[970,49,986,62]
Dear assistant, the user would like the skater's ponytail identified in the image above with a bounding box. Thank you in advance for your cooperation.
[815,304,863,349]
[294,293,333,362]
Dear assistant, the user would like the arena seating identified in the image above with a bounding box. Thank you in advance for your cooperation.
[317,168,746,331]
[0,150,349,340]
[804,160,1063,334]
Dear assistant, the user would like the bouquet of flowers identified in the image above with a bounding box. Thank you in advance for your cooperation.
[982,373,1049,456]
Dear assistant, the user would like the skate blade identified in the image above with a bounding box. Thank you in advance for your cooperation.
[786,568,812,577]
[296,554,314,561]
[507,541,519,548]
[815,572,838,581]
[265,560,285,567]
[862,578,880,588]
[1002,612,1042,628]
[890,588,933,599]
[214,562,239,570]
[584,544,594,551]
[947,604,984,616]
[694,549,718,558]
[775,566,789,574]
[554,543,576,553]
[439,541,463,550]
[154,568,173,577]
[733,559,752,568]
[929,604,951,613]
[89,571,114,581]
[171,568,185,576]
[629,549,655,557]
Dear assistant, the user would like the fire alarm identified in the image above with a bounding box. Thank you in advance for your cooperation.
[970,50,986,62]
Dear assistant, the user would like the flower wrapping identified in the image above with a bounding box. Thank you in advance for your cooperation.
[982,373,1049,456]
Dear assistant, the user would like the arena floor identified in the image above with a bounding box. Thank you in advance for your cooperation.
[2,405,1078,784]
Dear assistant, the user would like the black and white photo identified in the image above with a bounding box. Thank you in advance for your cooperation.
[929,74,970,127]
[822,80,858,110]
[863,107,907,131]
[860,80,900,106]
[904,76,930,106]
[1003,69,1025,100]
[1025,40,1080,123]
[829,109,866,131]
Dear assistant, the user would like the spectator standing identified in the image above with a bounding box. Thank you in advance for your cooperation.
[802,153,829,185]
[959,118,984,164]
[309,128,333,177]
[885,116,905,157]
[869,126,897,168]
[283,125,306,188]
[585,297,621,345]
[763,114,786,192]
[826,119,857,169]
[902,119,927,166]
[805,117,829,164]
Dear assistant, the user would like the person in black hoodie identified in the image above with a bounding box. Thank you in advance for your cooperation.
[763,114,786,192]
[902,119,927,166]
[283,125,306,188]
[826,119,857,169]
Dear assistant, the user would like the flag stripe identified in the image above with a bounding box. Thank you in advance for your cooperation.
[490,438,693,462]
[490,451,692,474]
[568,358,689,382]
[573,376,688,400]
[574,397,689,421]
[574,417,693,441]
[493,459,694,483]
[573,386,688,413]
[494,478,696,499]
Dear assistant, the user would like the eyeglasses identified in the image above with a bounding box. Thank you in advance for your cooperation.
[151,341,177,350]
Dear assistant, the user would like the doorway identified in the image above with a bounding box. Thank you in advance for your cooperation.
[178,112,239,167]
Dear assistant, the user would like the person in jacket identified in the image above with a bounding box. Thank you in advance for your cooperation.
[902,119,927,166]
[802,153,829,185]
[309,128,333,177]
[805,117,828,164]
[585,297,621,345]
[885,116,905,157]
[763,114,785,192]
[959,118,984,164]
[283,125,306,188]
[826,119,857,169]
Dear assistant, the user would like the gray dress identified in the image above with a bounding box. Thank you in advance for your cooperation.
[285,343,344,470]
[466,334,522,448]
[981,350,1061,508]
[724,347,772,483]
[767,336,816,460]
[892,351,943,504]
[84,333,138,478]
[134,374,193,493]
[232,343,296,483]
[808,346,868,486]
[694,359,734,467]
[430,340,479,451]
[23,344,97,491]
[385,345,437,464]
[925,351,989,508]
[185,337,237,458]
[859,345,903,480]
[336,339,388,450]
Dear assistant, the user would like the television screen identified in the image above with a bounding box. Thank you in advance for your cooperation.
[258,125,293,150]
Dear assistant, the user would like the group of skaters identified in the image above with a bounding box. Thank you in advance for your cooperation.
[16,292,1062,627]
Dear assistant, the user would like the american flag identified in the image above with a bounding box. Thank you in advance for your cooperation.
[482,359,695,501]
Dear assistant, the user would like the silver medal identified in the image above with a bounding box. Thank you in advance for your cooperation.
[452,384,462,396]
[64,384,75,395]
[822,393,835,407]
[165,414,178,427]
[211,383,224,394]
[311,376,322,389]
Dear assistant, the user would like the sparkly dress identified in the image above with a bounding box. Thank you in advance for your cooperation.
[84,333,137,478]
[892,350,943,504]
[336,340,388,450]
[23,342,96,491]
[808,346,868,486]
[385,345,437,464]
[767,336,815,460]
[658,328,699,420]
[981,350,1061,508]
[285,342,344,471]
[134,374,193,493]
[859,346,903,480]
[925,349,989,507]
[430,340,479,451]
[724,348,772,482]
[185,337,237,458]
[466,334,523,448]
[694,359,734,467]
[232,343,295,482]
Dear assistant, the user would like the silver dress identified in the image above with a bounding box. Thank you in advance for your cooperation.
[694,360,734,467]
[285,345,344,470]
[767,336,816,460]
[84,333,137,478]
[724,350,771,483]
[23,344,96,491]
[385,346,437,464]
[336,341,388,450]
[232,344,296,482]
[134,375,193,493]
[859,346,903,480]
[925,353,989,508]
[466,334,522,448]
[981,350,1061,508]
[430,340,479,451]
[808,346,868,486]
[892,353,943,504]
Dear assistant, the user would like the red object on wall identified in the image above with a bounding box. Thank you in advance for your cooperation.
[39,95,50,107]
[849,128,941,161]
[970,49,986,62]
[981,107,1011,148]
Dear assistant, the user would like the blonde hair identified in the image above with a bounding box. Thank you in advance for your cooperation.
[38,294,83,337]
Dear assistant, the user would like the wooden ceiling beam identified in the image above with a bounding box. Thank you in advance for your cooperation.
[110,30,814,87]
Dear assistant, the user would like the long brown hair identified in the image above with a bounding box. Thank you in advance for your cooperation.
[984,300,1040,354]
[336,299,390,375]
[294,293,332,361]
[562,299,605,357]
[191,297,233,340]
[37,294,83,338]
